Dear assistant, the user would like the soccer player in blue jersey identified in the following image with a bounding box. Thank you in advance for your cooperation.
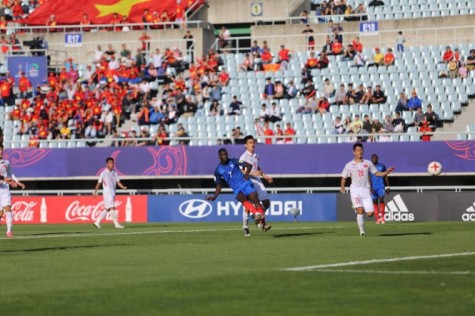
[370,154,390,224]
[206,148,271,236]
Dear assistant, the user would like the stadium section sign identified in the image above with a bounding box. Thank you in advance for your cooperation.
[64,33,83,47]
[359,21,378,35]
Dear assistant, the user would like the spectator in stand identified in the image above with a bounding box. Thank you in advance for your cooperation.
[424,104,438,130]
[285,80,299,99]
[152,125,169,146]
[323,78,335,98]
[302,24,315,50]
[274,81,286,100]
[218,26,231,50]
[406,90,422,111]
[360,86,373,105]
[383,48,395,66]
[45,14,57,32]
[396,31,405,53]
[317,97,330,114]
[209,100,223,116]
[372,118,384,133]
[176,126,190,145]
[262,121,274,144]
[419,117,432,142]
[369,0,385,7]
[372,85,386,104]
[341,44,355,61]
[250,40,260,57]
[466,49,475,71]
[299,10,309,24]
[305,51,319,70]
[355,3,368,20]
[227,95,242,116]
[392,111,406,133]
[343,116,352,132]
[345,83,357,105]
[277,45,291,70]
[316,51,330,69]
[395,90,409,112]
[284,122,296,144]
[352,37,363,53]
[260,47,273,65]
[334,116,346,134]
[18,71,32,99]
[407,106,425,129]
[349,114,363,134]
[367,47,384,68]
[333,84,346,106]
[80,13,92,32]
[331,38,344,56]
[352,51,366,67]
[259,103,270,122]
[263,77,275,100]
[239,53,254,72]
[362,114,373,139]
[275,124,284,144]
[441,46,454,63]
[382,114,394,133]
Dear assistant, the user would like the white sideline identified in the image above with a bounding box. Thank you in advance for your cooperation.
[0,225,344,241]
[285,252,475,271]
[313,269,474,275]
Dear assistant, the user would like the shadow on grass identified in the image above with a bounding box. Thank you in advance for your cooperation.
[31,232,84,236]
[378,232,432,237]
[0,244,130,253]
[273,232,330,238]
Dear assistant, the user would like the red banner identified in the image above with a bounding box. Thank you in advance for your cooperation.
[23,0,202,25]
[1,195,148,224]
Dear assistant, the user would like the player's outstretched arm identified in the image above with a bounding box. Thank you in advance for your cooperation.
[205,184,222,201]
[15,181,25,189]
[93,182,101,197]
[118,181,127,190]
[375,166,395,177]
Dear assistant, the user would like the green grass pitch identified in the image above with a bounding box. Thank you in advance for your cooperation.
[1,222,474,316]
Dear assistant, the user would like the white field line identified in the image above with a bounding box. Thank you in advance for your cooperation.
[0,225,344,241]
[313,269,474,275]
[285,252,475,271]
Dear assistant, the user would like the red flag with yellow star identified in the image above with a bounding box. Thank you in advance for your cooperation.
[23,0,204,25]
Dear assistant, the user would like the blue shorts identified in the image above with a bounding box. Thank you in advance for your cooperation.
[371,187,386,200]
[233,181,256,197]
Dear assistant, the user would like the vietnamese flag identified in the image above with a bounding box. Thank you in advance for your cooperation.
[23,0,204,25]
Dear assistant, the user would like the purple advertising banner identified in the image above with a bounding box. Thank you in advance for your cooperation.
[5,141,475,178]
[7,56,48,88]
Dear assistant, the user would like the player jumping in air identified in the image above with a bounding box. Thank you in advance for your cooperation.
[340,143,394,236]
[206,148,271,237]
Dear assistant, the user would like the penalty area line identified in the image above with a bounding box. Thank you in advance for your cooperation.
[0,225,344,241]
[285,252,475,271]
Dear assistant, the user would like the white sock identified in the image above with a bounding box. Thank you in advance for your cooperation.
[242,211,249,229]
[6,212,13,233]
[97,210,107,224]
[357,214,365,234]
[110,210,120,226]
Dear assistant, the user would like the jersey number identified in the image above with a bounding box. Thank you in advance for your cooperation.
[357,170,364,177]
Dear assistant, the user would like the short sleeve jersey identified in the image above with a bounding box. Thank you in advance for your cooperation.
[370,162,386,189]
[98,169,120,196]
[239,151,259,180]
[341,159,377,188]
[0,159,12,190]
[214,158,248,191]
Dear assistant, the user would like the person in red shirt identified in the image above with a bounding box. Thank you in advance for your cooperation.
[442,46,454,63]
[277,45,291,69]
[352,36,363,53]
[383,48,395,66]
[419,117,432,141]
[275,123,284,144]
[0,79,13,105]
[261,48,273,65]
[80,13,92,32]
[284,122,296,144]
[138,31,151,53]
[111,13,122,31]
[218,70,229,87]
[263,121,274,144]
[175,0,186,27]
[45,14,57,32]
[142,8,153,30]
[316,51,329,69]
[305,51,318,69]
[331,38,343,55]
[18,72,32,98]
[0,16,7,33]
[317,97,330,114]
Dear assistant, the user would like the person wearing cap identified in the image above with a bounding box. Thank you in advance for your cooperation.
[395,90,409,112]
[367,47,384,68]
[383,48,395,66]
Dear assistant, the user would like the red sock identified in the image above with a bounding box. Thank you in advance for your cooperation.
[243,201,265,216]
[380,202,385,219]
[373,204,379,221]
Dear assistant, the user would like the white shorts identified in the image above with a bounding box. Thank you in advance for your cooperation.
[350,187,373,213]
[0,189,11,209]
[250,177,269,201]
[103,194,116,210]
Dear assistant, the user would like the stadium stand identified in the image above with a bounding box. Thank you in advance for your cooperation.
[0,0,474,147]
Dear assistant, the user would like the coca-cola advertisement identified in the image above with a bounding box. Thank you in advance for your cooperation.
[2,196,148,224]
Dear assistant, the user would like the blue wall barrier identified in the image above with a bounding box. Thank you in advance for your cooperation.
[147,194,337,222]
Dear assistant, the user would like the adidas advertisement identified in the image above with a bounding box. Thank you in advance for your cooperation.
[437,192,475,221]
[337,193,439,221]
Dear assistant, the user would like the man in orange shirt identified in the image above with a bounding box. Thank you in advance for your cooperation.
[0,79,13,105]
[263,121,274,144]
[284,122,296,144]
[277,45,291,69]
[80,13,91,32]
[18,72,32,99]
[331,38,343,55]
[383,48,395,66]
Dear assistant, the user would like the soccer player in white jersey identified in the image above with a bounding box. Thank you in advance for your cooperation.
[0,146,25,238]
[239,135,272,232]
[93,157,127,229]
[340,143,394,236]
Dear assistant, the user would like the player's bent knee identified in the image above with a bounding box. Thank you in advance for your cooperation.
[366,212,374,217]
